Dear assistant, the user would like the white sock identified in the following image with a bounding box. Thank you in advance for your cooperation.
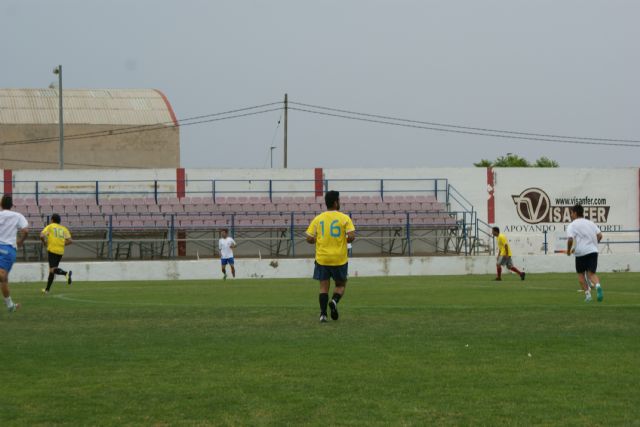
[4,297,13,308]
[585,290,591,298]
[595,283,601,288]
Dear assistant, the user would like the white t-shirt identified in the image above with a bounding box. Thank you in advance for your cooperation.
[218,237,236,259]
[567,218,600,257]
[0,210,29,248]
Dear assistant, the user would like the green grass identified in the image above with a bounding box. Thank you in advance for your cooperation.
[1,273,639,426]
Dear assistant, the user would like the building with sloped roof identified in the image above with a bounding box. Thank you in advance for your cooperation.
[0,88,179,169]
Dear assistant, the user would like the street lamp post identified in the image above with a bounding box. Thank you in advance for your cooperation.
[53,65,64,169]
[270,146,276,168]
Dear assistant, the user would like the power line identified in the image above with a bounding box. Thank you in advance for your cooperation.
[289,106,640,148]
[289,101,640,145]
[0,102,283,147]
[0,157,140,169]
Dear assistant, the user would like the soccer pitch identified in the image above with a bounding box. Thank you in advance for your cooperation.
[2,273,639,426]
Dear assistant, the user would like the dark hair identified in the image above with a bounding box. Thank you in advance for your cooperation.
[570,204,584,217]
[1,195,13,210]
[492,226,500,233]
[51,213,61,224]
[325,190,340,209]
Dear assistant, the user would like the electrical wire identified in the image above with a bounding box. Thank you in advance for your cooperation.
[289,101,640,145]
[289,106,640,148]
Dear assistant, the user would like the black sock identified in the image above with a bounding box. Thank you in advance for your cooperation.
[331,293,342,304]
[54,268,67,275]
[319,293,329,315]
[46,273,54,291]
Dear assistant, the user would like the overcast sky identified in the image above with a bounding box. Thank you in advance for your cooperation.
[2,0,639,169]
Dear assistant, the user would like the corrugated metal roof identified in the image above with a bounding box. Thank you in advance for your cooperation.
[0,88,177,125]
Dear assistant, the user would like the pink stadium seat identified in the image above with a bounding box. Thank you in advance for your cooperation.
[112,205,125,214]
[75,205,89,214]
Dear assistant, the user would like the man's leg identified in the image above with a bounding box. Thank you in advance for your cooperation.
[495,264,502,280]
[509,265,525,280]
[319,280,330,322]
[45,267,55,293]
[221,260,227,280]
[230,264,236,278]
[577,273,592,301]
[1,270,19,311]
[588,271,603,302]
[329,280,346,320]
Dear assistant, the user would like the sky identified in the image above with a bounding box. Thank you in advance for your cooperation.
[2,0,639,169]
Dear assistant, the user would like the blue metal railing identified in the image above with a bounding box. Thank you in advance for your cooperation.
[9,177,450,203]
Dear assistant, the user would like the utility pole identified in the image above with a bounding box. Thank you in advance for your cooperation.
[283,93,288,168]
[53,65,64,169]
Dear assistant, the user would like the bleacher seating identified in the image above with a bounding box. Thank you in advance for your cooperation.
[13,194,457,233]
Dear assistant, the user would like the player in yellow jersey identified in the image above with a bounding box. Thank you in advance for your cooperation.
[306,191,355,322]
[40,213,73,294]
[491,226,525,281]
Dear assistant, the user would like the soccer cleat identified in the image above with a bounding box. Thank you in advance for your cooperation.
[329,300,339,320]
[7,303,20,312]
[494,277,502,281]
[66,271,72,285]
[596,286,604,302]
[319,314,328,323]
[520,272,526,281]
[223,272,227,280]
[585,294,592,303]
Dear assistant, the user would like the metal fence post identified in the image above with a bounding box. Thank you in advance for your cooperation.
[543,230,548,254]
[269,180,273,202]
[406,212,411,256]
[212,180,216,203]
[95,181,99,205]
[380,179,384,200]
[108,215,113,260]
[231,214,235,238]
[35,181,39,205]
[154,180,158,204]
[290,212,295,256]
[169,215,175,258]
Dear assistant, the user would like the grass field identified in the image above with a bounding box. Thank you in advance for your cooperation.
[1,272,639,426]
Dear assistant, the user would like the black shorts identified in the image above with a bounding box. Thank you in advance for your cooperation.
[48,251,63,268]
[575,252,598,274]
[313,262,348,282]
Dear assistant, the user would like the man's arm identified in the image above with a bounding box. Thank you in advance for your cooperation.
[65,237,73,246]
[17,228,28,248]
[346,230,355,243]
[596,232,603,243]
[566,237,574,256]
[40,231,47,245]
[306,234,316,244]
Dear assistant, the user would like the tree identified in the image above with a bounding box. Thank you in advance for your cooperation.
[533,156,559,167]
[474,154,559,167]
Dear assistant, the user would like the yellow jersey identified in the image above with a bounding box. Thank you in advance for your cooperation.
[306,211,355,266]
[41,223,71,255]
[497,233,512,257]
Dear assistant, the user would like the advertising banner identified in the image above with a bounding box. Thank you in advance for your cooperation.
[493,168,639,254]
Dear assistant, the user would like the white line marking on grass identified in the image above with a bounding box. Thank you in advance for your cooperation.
[52,294,640,310]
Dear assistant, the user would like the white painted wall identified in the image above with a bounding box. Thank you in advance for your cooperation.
[10,254,638,283]
[4,166,638,255]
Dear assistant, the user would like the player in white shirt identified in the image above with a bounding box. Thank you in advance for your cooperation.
[218,229,237,280]
[0,195,29,312]
[567,204,603,303]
